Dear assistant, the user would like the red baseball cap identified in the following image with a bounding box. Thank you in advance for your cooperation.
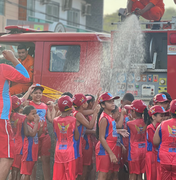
[98,92,120,104]
[153,94,168,104]
[148,105,166,117]
[58,95,73,112]
[32,84,44,91]
[73,94,87,108]
[170,99,176,114]
[124,99,147,113]
[11,96,21,110]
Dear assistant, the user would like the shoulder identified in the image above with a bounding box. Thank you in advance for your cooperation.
[27,55,34,62]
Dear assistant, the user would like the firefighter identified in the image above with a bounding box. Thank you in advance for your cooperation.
[126,0,165,29]
[10,44,34,95]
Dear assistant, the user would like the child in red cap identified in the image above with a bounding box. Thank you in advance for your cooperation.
[10,96,25,180]
[72,93,99,178]
[146,105,166,180]
[52,95,79,180]
[95,92,121,180]
[154,99,176,180]
[124,99,148,180]
[20,105,43,180]
[153,94,170,111]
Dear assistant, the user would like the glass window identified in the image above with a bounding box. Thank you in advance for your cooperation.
[0,0,5,15]
[50,45,80,72]
[46,4,59,22]
[27,0,35,17]
[67,9,80,27]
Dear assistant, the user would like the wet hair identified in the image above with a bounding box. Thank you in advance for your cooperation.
[85,94,95,104]
[23,105,35,115]
[134,108,150,125]
[160,92,172,101]
[111,105,118,114]
[32,87,43,93]
[171,113,176,118]
[149,98,154,106]
[122,93,134,102]
[61,92,73,98]
[17,44,27,51]
[96,102,105,139]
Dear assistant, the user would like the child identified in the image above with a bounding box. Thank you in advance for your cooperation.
[72,93,99,179]
[95,92,120,180]
[22,84,55,180]
[10,96,26,180]
[146,105,166,180]
[20,105,43,180]
[153,94,169,111]
[53,95,79,180]
[153,99,176,180]
[124,99,148,180]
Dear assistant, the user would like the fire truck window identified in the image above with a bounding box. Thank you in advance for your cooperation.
[50,45,80,72]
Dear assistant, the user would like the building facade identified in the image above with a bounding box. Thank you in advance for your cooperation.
[0,0,104,32]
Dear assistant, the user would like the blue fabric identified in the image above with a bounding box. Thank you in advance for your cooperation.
[157,126,162,162]
[1,80,10,119]
[15,64,29,78]
[20,123,25,155]
[128,126,132,161]
[26,137,33,161]
[147,132,153,151]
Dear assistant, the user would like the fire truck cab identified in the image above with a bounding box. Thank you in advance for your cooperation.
[0,26,110,101]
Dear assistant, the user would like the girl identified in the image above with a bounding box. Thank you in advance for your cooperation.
[95,92,120,180]
[146,105,166,180]
[124,99,148,180]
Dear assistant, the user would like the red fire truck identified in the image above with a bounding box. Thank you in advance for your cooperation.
[0,20,176,102]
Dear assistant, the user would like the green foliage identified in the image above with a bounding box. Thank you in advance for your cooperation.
[103,7,176,32]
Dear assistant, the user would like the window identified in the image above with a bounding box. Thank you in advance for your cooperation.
[50,45,80,72]
[0,0,5,15]
[46,4,59,22]
[67,9,80,27]
[27,0,35,17]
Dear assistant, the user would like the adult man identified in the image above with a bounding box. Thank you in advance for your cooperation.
[126,0,165,28]
[0,50,30,180]
[10,44,34,95]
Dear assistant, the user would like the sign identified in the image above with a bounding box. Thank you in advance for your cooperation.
[54,23,66,32]
[168,45,176,55]
[34,24,44,31]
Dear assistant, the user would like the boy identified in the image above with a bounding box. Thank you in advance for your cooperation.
[53,95,79,180]
[22,84,55,180]
[10,96,26,180]
[21,105,43,180]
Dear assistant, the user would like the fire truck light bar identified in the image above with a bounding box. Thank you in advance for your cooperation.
[5,26,40,34]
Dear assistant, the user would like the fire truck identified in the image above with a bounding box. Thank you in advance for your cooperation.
[0,19,176,102]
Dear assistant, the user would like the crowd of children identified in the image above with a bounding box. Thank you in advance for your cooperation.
[6,82,176,180]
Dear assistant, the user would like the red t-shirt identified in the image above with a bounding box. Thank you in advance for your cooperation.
[53,116,77,163]
[29,101,48,138]
[158,118,176,165]
[10,112,26,155]
[22,122,38,162]
[127,118,147,161]
[96,112,118,156]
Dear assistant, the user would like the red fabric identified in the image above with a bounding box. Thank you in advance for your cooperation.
[96,112,118,156]
[10,112,26,155]
[128,159,146,174]
[157,162,161,180]
[0,64,30,120]
[131,0,165,21]
[161,164,176,180]
[146,151,157,180]
[53,116,77,163]
[53,160,76,180]
[12,154,22,169]
[159,118,176,165]
[20,161,35,175]
[29,101,48,138]
[127,118,147,161]
[76,157,83,176]
[22,122,38,162]
[0,119,14,158]
[38,134,51,156]
[147,124,158,149]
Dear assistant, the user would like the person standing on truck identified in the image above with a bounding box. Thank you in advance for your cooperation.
[0,50,30,180]
[22,84,55,180]
[10,44,34,95]
[126,0,165,29]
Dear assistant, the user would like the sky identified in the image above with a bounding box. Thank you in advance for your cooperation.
[104,0,176,15]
